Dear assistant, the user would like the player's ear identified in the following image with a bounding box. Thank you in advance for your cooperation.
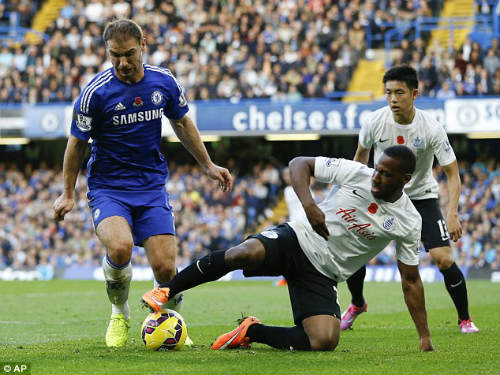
[412,88,419,100]
[141,37,146,50]
[402,172,412,185]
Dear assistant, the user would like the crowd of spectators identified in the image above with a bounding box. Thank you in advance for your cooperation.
[1,155,499,277]
[0,0,460,105]
[0,160,281,275]
[0,0,39,30]
[391,36,500,97]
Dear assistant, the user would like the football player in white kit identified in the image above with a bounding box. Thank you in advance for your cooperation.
[142,145,435,352]
[340,65,479,334]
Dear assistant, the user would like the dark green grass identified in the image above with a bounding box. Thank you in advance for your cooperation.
[0,280,498,375]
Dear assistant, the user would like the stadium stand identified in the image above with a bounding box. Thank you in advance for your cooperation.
[4,0,498,103]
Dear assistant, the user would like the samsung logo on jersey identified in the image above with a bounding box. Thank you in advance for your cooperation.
[112,108,164,126]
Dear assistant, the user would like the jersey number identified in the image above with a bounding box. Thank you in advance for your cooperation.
[437,219,449,241]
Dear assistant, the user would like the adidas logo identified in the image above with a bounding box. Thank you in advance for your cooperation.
[114,102,126,111]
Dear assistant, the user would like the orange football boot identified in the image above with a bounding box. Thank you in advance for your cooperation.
[141,287,170,312]
[211,316,260,350]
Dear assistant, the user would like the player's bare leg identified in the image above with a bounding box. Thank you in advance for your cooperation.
[144,234,193,345]
[97,216,133,347]
[430,246,478,333]
[303,315,340,351]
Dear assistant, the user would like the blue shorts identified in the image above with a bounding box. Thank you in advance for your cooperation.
[87,189,175,246]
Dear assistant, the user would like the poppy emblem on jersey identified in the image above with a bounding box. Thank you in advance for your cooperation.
[397,136,405,144]
[94,209,100,220]
[151,90,163,105]
[368,203,378,214]
[133,97,143,107]
[413,137,423,148]
[261,230,278,239]
[383,217,395,231]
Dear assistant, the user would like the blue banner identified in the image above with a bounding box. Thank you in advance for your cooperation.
[23,104,69,138]
[8,97,499,138]
[193,98,446,135]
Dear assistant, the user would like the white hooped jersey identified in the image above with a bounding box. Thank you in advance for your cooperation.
[287,158,422,282]
[359,106,456,200]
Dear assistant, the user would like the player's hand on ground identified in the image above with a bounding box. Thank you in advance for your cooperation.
[205,164,233,192]
[419,336,435,352]
[303,203,329,241]
[53,194,75,221]
[446,213,462,242]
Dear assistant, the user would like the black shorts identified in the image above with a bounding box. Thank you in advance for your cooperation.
[245,223,341,325]
[411,198,450,251]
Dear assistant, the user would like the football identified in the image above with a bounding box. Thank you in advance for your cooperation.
[141,309,188,351]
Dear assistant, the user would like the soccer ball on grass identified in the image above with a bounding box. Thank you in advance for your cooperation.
[141,309,187,350]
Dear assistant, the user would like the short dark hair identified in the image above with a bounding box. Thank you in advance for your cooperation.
[383,66,418,91]
[103,19,143,44]
[383,145,416,175]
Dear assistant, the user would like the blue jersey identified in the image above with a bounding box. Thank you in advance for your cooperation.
[71,64,189,192]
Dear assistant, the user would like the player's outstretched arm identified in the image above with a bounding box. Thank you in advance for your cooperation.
[53,135,88,221]
[397,261,435,352]
[353,142,370,165]
[441,160,462,242]
[169,115,233,192]
[289,157,329,240]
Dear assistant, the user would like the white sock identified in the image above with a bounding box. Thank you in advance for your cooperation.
[103,255,132,320]
[111,301,130,320]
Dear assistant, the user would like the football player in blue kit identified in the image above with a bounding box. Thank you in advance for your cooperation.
[53,19,233,347]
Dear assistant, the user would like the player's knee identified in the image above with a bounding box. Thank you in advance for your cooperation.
[107,239,133,264]
[151,260,176,282]
[225,241,264,269]
[437,258,454,271]
[434,254,453,270]
[225,244,253,268]
[308,332,339,351]
[431,247,454,270]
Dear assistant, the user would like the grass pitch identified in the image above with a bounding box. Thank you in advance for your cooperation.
[0,279,498,375]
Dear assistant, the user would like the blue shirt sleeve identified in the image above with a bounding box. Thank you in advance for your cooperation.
[70,90,99,141]
[164,75,189,120]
